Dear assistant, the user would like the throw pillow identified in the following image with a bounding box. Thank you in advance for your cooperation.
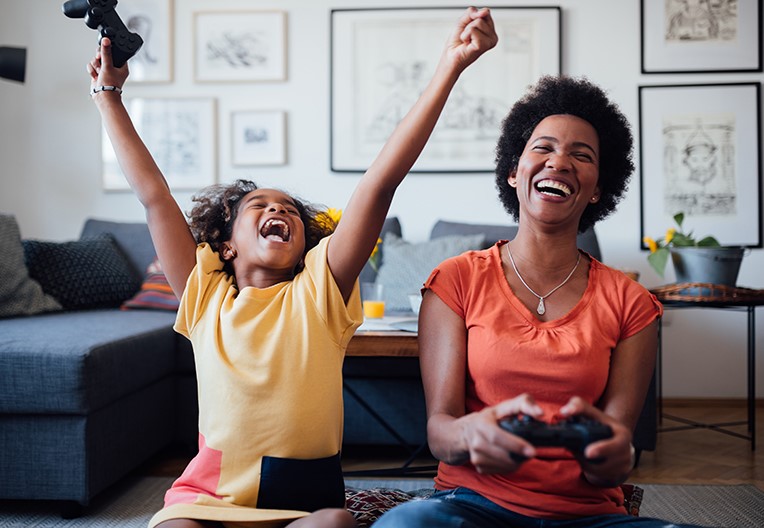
[0,214,62,318]
[122,258,180,311]
[374,232,485,311]
[23,234,142,310]
[345,487,434,527]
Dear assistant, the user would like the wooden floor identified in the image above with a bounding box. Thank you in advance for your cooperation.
[144,401,764,490]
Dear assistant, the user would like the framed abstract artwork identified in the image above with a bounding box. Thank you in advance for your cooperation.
[231,110,287,166]
[639,83,762,248]
[330,7,561,173]
[102,98,217,191]
[641,0,762,73]
[194,10,287,82]
[118,0,174,83]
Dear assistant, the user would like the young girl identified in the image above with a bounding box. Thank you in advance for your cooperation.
[87,8,497,528]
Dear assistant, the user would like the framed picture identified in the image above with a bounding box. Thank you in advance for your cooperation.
[102,98,217,191]
[118,0,174,83]
[639,83,762,248]
[330,7,561,173]
[641,0,762,73]
[194,10,287,82]
[231,110,287,166]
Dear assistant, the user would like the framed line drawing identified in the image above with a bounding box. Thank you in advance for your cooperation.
[641,0,762,74]
[639,83,762,248]
[194,10,287,82]
[231,110,287,166]
[330,7,561,173]
[102,98,217,191]
[118,0,174,83]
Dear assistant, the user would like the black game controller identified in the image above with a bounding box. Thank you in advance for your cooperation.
[499,415,613,456]
[62,0,143,68]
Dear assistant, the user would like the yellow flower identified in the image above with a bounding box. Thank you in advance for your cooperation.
[643,236,658,253]
[325,208,343,224]
[665,228,676,245]
[317,208,342,232]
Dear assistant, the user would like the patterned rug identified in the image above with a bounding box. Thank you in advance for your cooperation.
[0,477,762,527]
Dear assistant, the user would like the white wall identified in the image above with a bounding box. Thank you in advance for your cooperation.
[2,0,763,398]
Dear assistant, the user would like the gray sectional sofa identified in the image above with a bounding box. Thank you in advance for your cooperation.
[0,216,657,513]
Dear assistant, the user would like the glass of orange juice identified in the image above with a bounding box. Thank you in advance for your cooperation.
[361,282,385,319]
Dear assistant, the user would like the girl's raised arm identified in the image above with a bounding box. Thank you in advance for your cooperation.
[89,38,197,297]
[327,8,498,300]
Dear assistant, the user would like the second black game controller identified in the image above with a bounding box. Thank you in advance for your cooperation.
[499,414,613,456]
[62,0,143,68]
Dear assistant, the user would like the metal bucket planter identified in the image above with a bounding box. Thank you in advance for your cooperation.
[670,246,745,287]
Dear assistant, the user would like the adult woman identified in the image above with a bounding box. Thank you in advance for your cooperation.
[374,77,704,527]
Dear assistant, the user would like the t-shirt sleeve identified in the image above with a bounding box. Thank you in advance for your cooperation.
[619,277,664,341]
[301,235,364,348]
[423,255,467,320]
[174,243,232,339]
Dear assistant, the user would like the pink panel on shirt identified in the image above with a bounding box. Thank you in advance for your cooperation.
[164,433,224,507]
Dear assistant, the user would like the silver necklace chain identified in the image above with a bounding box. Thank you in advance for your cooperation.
[505,243,581,316]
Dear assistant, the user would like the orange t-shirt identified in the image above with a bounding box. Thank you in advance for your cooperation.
[424,241,663,520]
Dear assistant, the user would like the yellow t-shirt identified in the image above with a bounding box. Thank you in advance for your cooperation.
[149,235,363,527]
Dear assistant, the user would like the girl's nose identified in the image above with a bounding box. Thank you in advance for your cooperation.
[268,202,287,213]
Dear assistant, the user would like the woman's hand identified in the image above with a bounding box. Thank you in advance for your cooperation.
[558,396,636,487]
[436,393,543,474]
[87,37,129,95]
[443,7,498,73]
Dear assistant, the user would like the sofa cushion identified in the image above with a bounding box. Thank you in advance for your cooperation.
[374,232,485,311]
[430,220,602,261]
[23,234,142,310]
[359,217,403,284]
[0,309,178,414]
[0,214,62,318]
[122,258,180,311]
[80,218,157,277]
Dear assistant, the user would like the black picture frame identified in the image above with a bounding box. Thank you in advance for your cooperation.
[639,82,762,249]
[330,6,561,173]
[641,0,762,74]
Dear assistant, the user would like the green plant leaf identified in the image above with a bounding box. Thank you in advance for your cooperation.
[673,212,685,228]
[671,233,695,247]
[696,236,721,247]
[647,247,669,277]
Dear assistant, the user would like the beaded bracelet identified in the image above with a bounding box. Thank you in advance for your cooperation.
[90,85,123,97]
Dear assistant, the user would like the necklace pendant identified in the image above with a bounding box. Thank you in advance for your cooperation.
[536,297,546,315]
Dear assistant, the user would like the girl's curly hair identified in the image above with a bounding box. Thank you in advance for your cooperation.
[495,75,634,233]
[187,179,336,276]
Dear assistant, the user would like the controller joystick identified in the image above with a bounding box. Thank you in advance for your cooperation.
[499,414,613,456]
[62,0,143,68]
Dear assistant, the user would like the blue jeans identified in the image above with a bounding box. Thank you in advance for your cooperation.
[372,488,707,528]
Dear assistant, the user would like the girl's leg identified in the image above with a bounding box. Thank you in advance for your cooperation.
[286,508,357,528]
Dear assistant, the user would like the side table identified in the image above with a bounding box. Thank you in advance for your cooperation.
[651,283,764,451]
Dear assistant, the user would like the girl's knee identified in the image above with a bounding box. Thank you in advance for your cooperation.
[287,508,356,528]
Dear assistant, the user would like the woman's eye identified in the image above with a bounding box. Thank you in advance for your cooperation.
[574,153,594,162]
[533,145,552,152]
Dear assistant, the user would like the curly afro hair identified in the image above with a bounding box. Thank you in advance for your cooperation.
[495,75,634,233]
[187,179,336,276]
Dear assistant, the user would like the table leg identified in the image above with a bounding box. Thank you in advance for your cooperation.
[748,306,756,450]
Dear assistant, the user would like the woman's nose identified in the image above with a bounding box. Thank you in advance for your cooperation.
[545,152,572,171]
